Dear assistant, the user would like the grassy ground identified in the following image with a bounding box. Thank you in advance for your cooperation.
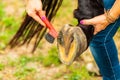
[0,0,120,80]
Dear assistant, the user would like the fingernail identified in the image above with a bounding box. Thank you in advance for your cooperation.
[80,20,84,24]
[41,16,46,20]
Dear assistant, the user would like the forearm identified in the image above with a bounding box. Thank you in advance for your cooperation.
[109,0,120,20]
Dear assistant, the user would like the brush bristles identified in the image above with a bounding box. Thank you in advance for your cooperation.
[45,33,55,43]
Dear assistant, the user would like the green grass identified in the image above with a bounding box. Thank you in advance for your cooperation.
[14,66,36,79]
[7,47,61,68]
[0,2,5,19]
[65,65,91,80]
[41,46,61,67]
[53,64,92,80]
[0,2,22,49]
[0,63,5,71]
[55,0,78,26]
[118,28,120,32]
[19,56,32,67]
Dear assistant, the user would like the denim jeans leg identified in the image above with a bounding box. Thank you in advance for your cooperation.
[89,0,120,80]
[90,18,120,80]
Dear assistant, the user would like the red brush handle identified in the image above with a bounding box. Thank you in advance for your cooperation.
[41,16,58,38]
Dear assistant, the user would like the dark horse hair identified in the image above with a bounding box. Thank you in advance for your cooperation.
[9,0,63,52]
[74,0,104,46]
[9,0,104,52]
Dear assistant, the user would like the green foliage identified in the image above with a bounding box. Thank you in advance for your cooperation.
[32,53,44,63]
[118,28,120,32]
[56,0,72,18]
[19,56,31,67]
[8,54,43,68]
[53,72,63,79]
[0,16,20,45]
[8,59,18,67]
[0,3,5,49]
[7,56,30,67]
[0,2,22,49]
[2,17,14,27]
[70,18,78,25]
[63,65,91,80]
[42,47,61,67]
[55,0,77,25]
[14,66,36,79]
[0,63,5,71]
[0,2,5,19]
[69,73,81,80]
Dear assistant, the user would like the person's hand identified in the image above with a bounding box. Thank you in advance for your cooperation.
[80,14,110,35]
[25,0,45,26]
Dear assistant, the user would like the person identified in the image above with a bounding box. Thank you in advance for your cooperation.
[25,0,45,26]
[25,0,120,80]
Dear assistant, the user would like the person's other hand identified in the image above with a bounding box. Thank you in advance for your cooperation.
[25,0,45,26]
[80,14,110,35]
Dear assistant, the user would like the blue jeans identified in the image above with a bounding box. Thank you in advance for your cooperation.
[90,0,120,80]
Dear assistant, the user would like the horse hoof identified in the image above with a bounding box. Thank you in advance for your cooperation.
[57,24,87,65]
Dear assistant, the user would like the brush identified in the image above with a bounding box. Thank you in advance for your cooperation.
[38,13,58,43]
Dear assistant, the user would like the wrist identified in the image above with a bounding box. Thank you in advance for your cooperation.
[109,10,119,21]
[105,0,120,23]
[105,10,118,24]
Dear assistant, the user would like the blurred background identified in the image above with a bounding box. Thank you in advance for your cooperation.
[0,0,120,80]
